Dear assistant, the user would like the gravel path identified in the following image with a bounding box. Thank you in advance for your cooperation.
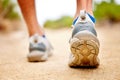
[0,27,120,80]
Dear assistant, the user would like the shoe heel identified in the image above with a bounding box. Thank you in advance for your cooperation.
[27,51,48,62]
[69,31,100,67]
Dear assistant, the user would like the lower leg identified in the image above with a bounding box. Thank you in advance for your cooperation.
[74,0,87,19]
[86,0,93,16]
[74,0,93,19]
[18,0,44,36]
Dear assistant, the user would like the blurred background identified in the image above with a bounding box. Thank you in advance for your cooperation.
[0,1,120,80]
[0,0,120,31]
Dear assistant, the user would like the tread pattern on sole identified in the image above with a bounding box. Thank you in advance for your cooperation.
[69,38,99,67]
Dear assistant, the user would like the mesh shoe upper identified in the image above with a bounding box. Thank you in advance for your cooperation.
[72,22,97,38]
[72,10,97,37]
[29,34,53,54]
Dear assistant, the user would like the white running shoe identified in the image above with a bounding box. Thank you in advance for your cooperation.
[27,34,53,62]
[69,10,100,68]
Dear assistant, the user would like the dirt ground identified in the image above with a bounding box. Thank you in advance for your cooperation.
[0,25,120,80]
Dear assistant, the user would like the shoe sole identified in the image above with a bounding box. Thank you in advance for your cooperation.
[27,51,48,62]
[69,30,100,67]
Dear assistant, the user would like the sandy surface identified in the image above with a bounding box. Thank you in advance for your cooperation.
[0,26,120,80]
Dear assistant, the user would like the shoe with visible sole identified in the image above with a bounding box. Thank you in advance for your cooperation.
[27,34,53,62]
[69,10,100,68]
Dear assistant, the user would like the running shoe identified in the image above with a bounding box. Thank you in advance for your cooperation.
[27,34,53,62]
[69,10,100,67]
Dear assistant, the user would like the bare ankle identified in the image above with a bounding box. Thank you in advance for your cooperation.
[87,10,93,16]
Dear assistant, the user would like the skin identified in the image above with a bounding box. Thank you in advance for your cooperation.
[18,0,44,36]
[74,0,93,19]
[18,0,93,36]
